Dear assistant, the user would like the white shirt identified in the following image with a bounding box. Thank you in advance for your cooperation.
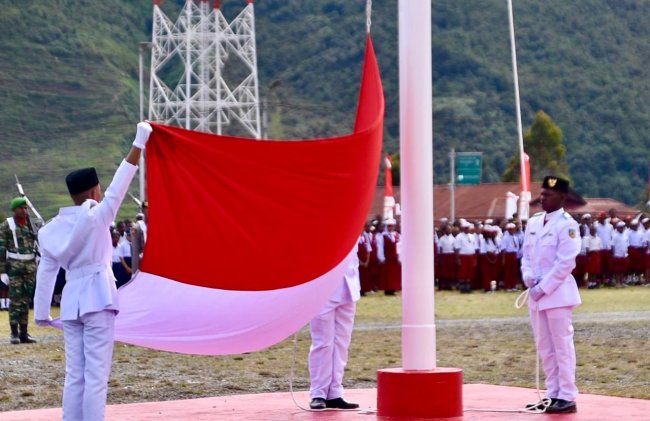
[479,237,499,254]
[111,244,122,263]
[595,221,613,249]
[628,229,645,248]
[34,161,138,321]
[119,240,132,258]
[585,235,602,252]
[611,231,629,258]
[500,231,520,254]
[438,234,455,253]
[454,232,475,255]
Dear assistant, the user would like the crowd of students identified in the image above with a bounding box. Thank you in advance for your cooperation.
[358,209,650,295]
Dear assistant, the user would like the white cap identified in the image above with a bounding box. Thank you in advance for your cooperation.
[642,217,649,224]
[485,219,493,224]
[440,217,449,222]
[581,213,591,219]
[460,221,471,229]
[385,218,397,226]
[630,220,639,226]
[616,221,625,228]
[506,223,516,229]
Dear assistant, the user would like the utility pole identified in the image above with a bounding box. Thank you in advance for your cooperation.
[138,41,152,203]
[450,148,456,222]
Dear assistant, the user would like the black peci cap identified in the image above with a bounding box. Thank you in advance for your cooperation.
[542,176,569,193]
[66,167,99,195]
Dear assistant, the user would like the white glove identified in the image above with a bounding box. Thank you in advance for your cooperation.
[0,273,8,285]
[529,285,545,301]
[132,121,153,149]
[523,276,536,288]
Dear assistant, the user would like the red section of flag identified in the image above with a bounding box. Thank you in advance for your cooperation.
[522,153,530,193]
[384,153,393,197]
[141,35,384,291]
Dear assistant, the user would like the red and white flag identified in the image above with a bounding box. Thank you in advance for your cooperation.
[110,35,384,355]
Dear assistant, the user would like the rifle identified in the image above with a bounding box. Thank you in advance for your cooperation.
[128,192,142,208]
[15,174,44,232]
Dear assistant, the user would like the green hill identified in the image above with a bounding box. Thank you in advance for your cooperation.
[1,0,648,219]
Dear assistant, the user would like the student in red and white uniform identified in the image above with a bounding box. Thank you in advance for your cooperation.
[479,225,500,292]
[454,221,476,293]
[627,220,645,281]
[436,224,456,290]
[377,219,401,295]
[357,223,373,295]
[610,221,629,287]
[585,225,603,289]
[500,223,522,291]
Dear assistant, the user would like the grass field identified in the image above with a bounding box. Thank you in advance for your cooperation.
[0,287,649,412]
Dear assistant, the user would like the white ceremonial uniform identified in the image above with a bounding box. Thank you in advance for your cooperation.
[34,161,138,421]
[521,208,582,402]
[309,248,360,401]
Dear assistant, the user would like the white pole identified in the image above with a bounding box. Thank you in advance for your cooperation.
[507,0,529,219]
[399,0,435,371]
[138,42,148,202]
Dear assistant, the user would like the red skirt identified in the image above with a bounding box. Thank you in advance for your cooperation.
[480,253,499,290]
[380,261,402,291]
[610,256,629,274]
[457,254,476,280]
[359,265,373,293]
[628,247,645,272]
[436,253,456,280]
[573,254,587,278]
[600,249,613,274]
[586,251,602,274]
[502,252,520,289]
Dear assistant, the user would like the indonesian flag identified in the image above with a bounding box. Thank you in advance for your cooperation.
[384,153,393,197]
[111,35,384,355]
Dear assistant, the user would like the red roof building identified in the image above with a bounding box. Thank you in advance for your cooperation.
[369,183,640,222]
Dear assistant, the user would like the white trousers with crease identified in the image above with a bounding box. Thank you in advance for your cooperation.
[62,310,116,421]
[529,305,578,402]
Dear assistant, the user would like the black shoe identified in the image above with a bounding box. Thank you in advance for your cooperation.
[309,398,326,410]
[545,399,577,414]
[10,324,20,345]
[525,398,556,411]
[325,397,359,409]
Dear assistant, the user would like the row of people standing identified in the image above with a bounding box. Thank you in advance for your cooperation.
[110,211,148,288]
[435,219,524,293]
[575,213,650,288]
[357,218,402,295]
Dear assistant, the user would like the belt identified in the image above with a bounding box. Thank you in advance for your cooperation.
[6,252,36,261]
[66,263,109,279]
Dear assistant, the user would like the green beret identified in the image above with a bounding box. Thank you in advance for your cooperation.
[10,197,27,210]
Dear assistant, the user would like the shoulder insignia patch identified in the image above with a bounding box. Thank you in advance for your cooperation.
[568,229,576,238]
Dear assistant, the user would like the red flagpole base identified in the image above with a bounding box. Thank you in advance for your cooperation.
[377,367,463,418]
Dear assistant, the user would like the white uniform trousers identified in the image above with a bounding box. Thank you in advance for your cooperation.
[529,306,578,402]
[62,310,116,421]
[308,300,356,400]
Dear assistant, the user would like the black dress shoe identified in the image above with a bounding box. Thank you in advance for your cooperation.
[525,398,556,411]
[325,397,359,409]
[309,398,326,410]
[545,399,577,414]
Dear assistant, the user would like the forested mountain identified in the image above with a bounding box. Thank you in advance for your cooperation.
[1,0,648,218]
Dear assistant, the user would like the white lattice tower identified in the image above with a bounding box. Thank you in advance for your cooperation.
[149,0,261,138]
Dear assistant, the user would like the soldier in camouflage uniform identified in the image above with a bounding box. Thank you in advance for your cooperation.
[0,197,42,344]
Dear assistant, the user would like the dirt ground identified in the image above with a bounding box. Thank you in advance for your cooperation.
[1,289,649,412]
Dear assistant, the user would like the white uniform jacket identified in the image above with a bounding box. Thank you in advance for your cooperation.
[34,161,138,321]
[521,209,582,311]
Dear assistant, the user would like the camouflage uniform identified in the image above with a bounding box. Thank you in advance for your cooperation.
[0,216,39,343]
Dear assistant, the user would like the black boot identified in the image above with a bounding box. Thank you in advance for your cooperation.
[10,323,20,344]
[19,323,37,344]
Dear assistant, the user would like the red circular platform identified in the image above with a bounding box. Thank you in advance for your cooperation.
[377,367,463,418]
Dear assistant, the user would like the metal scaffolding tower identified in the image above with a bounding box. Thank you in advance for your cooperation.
[149,0,261,138]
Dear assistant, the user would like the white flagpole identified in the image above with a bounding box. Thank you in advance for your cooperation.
[398,0,435,371]
[507,0,530,219]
